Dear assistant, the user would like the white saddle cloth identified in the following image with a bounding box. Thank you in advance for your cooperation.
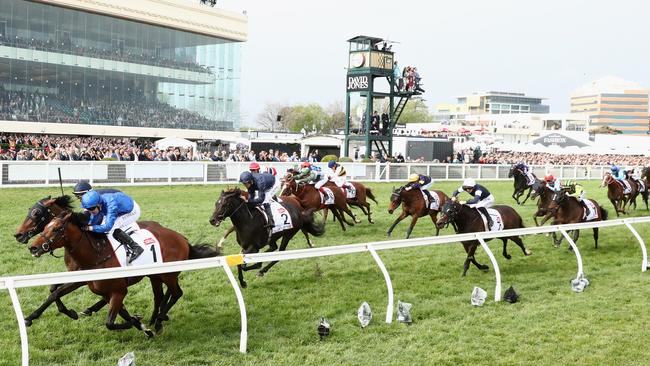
[481,208,504,232]
[421,190,441,210]
[257,201,295,234]
[319,187,335,205]
[583,200,598,221]
[106,223,163,267]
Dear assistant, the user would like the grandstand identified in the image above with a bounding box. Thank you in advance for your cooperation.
[0,0,247,133]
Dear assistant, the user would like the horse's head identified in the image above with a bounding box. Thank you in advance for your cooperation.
[209,188,245,227]
[15,195,74,244]
[601,172,614,187]
[29,211,74,257]
[508,165,516,178]
[387,186,403,214]
[436,198,461,229]
[281,174,296,196]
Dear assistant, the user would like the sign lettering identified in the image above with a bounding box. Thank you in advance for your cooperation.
[347,75,369,91]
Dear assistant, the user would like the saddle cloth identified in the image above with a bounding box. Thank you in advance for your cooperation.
[319,187,335,205]
[420,190,441,210]
[480,208,504,232]
[525,172,536,186]
[637,179,646,193]
[343,184,356,199]
[106,223,163,267]
[257,201,294,234]
[583,200,598,221]
[617,180,632,194]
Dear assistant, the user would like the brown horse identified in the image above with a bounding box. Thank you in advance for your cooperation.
[15,196,114,325]
[436,199,531,276]
[540,192,607,248]
[626,169,648,210]
[529,180,555,226]
[281,175,358,231]
[600,173,636,216]
[328,181,378,223]
[29,211,219,336]
[386,186,449,238]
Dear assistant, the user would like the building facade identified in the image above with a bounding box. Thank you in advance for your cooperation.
[571,76,649,135]
[435,91,549,125]
[0,0,247,131]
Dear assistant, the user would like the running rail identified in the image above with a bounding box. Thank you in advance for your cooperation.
[1,217,649,365]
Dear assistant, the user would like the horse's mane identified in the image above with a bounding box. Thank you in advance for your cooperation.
[52,195,75,210]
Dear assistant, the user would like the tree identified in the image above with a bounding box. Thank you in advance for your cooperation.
[323,101,346,133]
[256,103,292,131]
[398,98,433,124]
[283,104,329,133]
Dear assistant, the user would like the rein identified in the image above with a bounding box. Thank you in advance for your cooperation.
[24,201,54,240]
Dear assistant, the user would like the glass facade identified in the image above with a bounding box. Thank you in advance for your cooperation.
[0,0,241,130]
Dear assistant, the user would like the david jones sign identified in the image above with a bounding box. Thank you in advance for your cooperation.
[347,75,369,91]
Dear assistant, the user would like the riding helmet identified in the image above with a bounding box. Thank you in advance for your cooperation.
[327,160,337,169]
[408,173,419,182]
[249,162,260,171]
[462,178,476,187]
[239,171,254,184]
[301,161,311,168]
[81,190,101,209]
[73,180,93,195]
[544,174,555,182]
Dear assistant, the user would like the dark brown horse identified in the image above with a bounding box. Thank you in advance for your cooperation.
[209,187,325,288]
[529,180,555,226]
[328,181,378,223]
[281,175,358,231]
[29,211,219,336]
[626,169,648,210]
[15,196,112,325]
[436,200,532,276]
[508,166,539,205]
[601,173,636,216]
[386,186,449,238]
[540,193,608,248]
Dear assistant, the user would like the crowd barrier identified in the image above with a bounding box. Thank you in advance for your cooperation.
[0,161,626,188]
[1,216,649,365]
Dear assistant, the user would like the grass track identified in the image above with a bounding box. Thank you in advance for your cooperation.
[1,180,649,365]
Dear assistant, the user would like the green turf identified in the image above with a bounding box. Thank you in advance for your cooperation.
[1,181,649,366]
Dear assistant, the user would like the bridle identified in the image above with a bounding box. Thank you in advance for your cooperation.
[23,201,55,241]
[36,221,67,255]
[214,192,251,223]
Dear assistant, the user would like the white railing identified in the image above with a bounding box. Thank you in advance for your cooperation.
[1,216,649,365]
[0,161,622,188]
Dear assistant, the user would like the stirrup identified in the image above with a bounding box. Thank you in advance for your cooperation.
[127,246,143,263]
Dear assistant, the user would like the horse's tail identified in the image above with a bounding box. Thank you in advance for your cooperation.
[600,206,609,221]
[188,242,221,259]
[301,209,326,237]
[366,187,378,205]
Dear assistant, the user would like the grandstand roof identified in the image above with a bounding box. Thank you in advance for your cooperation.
[571,76,648,96]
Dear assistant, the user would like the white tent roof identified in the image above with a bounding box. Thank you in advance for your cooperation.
[154,137,197,150]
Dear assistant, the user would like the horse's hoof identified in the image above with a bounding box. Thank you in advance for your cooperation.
[369,219,375,224]
[65,310,79,320]
[155,322,164,335]
[144,328,155,338]
[504,254,512,260]
[80,309,93,317]
[256,271,265,278]
[24,319,32,327]
[481,266,490,272]
[525,249,533,256]
[241,282,248,289]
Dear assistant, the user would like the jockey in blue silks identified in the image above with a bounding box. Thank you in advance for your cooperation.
[611,165,627,181]
[239,171,277,228]
[80,190,144,263]
[514,161,529,173]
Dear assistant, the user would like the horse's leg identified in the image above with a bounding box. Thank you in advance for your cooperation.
[386,211,408,237]
[429,212,440,236]
[593,227,599,249]
[501,238,511,260]
[148,277,164,326]
[611,199,620,216]
[405,215,420,239]
[80,298,108,317]
[265,236,278,252]
[105,292,153,336]
[237,264,247,289]
[342,205,361,224]
[258,235,292,276]
[217,226,235,249]
[24,282,85,326]
[323,207,329,223]
[520,188,532,205]
[301,229,313,248]
[331,208,347,231]
[467,241,489,273]
[461,242,472,276]
[155,276,183,334]
[510,236,532,256]
[552,231,563,248]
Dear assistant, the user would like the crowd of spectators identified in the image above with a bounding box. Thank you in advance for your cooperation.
[0,89,225,130]
[0,33,211,74]
[393,62,424,94]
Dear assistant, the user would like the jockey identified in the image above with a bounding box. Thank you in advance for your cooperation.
[80,190,143,263]
[294,161,328,194]
[250,162,280,196]
[514,161,535,185]
[546,175,588,211]
[72,180,121,200]
[611,165,627,181]
[404,173,434,204]
[327,160,352,190]
[452,178,495,229]
[239,171,276,229]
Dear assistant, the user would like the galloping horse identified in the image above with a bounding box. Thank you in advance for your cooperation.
[327,180,378,223]
[386,186,450,238]
[210,187,325,288]
[627,170,649,211]
[15,196,112,325]
[601,172,636,216]
[30,211,219,336]
[530,180,555,226]
[540,192,607,248]
[508,165,539,205]
[436,200,531,276]
[281,175,358,231]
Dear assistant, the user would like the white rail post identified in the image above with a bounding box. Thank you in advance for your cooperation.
[367,244,394,323]
[623,220,648,272]
[445,164,449,180]
[130,161,135,184]
[6,279,29,366]
[559,228,584,278]
[475,234,502,301]
[167,162,172,185]
[385,163,390,182]
[375,163,380,182]
[221,260,248,353]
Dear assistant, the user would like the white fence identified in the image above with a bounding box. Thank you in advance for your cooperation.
[1,217,649,365]
[0,161,623,188]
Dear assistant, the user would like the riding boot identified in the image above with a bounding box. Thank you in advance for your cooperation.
[113,228,143,263]
[423,189,434,208]
[263,203,275,229]
[318,186,327,194]
[478,207,494,230]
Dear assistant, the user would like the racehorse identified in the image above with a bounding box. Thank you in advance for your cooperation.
[386,186,450,238]
[530,180,554,226]
[209,187,325,288]
[435,199,532,276]
[540,192,607,248]
[508,165,538,205]
[327,180,378,223]
[600,172,636,216]
[281,174,358,231]
[627,170,648,211]
[29,211,219,336]
[15,196,112,325]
